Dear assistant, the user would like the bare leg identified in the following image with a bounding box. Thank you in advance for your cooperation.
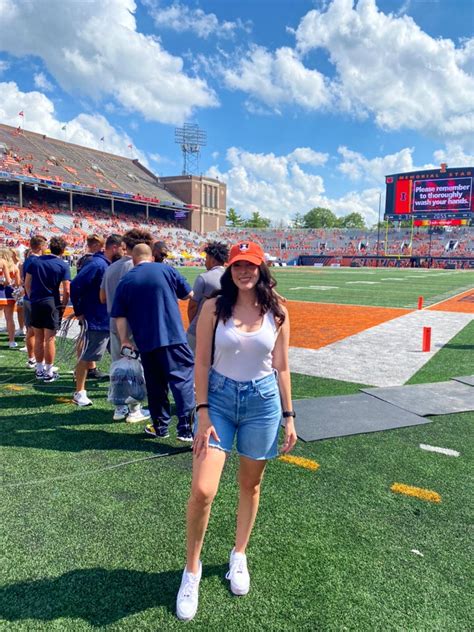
[186,448,226,574]
[235,456,267,554]
[16,305,25,331]
[4,303,15,343]
[33,327,45,363]
[26,327,35,357]
[43,328,56,365]
[75,359,89,392]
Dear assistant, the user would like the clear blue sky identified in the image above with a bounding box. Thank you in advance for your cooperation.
[0,0,473,225]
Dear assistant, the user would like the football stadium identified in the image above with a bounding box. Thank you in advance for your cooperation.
[0,123,473,630]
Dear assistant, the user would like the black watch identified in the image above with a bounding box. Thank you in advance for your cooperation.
[282,410,296,418]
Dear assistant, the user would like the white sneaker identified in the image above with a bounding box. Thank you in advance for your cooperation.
[27,358,37,369]
[113,405,129,421]
[226,549,250,596]
[176,563,202,622]
[126,407,151,423]
[8,341,18,349]
[73,391,92,407]
[15,329,26,337]
[19,346,28,352]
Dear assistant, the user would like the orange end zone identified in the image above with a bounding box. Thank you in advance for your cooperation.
[428,290,474,314]
[286,301,410,349]
[178,301,410,351]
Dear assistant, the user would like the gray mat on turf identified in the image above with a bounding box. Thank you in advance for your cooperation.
[288,394,430,442]
[362,381,474,416]
[452,375,474,387]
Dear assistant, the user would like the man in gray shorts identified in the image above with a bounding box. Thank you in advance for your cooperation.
[70,234,123,406]
[100,228,154,421]
[187,241,229,352]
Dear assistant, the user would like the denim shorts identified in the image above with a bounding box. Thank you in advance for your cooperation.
[198,368,282,461]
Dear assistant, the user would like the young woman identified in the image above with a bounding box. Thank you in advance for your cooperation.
[176,241,297,622]
[0,248,21,348]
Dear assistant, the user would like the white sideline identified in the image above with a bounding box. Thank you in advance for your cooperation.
[419,444,460,457]
[289,310,473,387]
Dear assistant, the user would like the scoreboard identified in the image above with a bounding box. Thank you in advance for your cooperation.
[385,166,473,225]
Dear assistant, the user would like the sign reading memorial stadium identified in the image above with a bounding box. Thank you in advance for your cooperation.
[384,166,474,225]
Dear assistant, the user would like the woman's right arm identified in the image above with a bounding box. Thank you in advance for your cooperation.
[193,298,220,457]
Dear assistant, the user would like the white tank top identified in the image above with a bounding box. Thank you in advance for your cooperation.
[212,311,279,381]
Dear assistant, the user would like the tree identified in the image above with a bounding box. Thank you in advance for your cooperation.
[291,212,305,228]
[337,212,366,229]
[226,207,243,227]
[303,207,338,229]
[243,211,271,229]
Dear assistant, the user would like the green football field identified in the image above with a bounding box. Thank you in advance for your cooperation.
[0,267,472,630]
[180,266,474,308]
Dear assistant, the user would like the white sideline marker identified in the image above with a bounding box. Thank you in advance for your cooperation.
[419,444,460,457]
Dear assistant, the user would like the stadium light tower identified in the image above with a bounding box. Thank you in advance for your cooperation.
[175,123,207,175]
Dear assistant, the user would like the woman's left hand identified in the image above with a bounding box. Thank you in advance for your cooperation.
[281,419,297,453]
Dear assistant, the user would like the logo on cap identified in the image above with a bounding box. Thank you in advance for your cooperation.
[239,243,249,252]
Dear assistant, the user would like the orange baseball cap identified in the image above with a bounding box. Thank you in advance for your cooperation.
[227,241,265,266]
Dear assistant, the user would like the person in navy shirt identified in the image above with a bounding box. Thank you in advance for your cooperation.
[21,234,48,368]
[24,236,70,382]
[111,243,195,441]
[70,234,123,407]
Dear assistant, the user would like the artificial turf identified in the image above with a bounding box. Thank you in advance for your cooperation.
[1,326,472,630]
[180,266,474,309]
[0,267,472,630]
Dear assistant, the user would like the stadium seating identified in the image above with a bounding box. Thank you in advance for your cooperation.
[1,195,472,265]
[0,124,182,204]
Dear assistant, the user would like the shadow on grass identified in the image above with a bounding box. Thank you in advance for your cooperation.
[0,400,118,428]
[1,419,192,454]
[0,564,227,626]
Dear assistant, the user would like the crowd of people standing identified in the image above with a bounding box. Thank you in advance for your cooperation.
[2,232,297,622]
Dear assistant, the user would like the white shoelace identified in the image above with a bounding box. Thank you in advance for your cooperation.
[226,557,247,580]
[182,574,199,598]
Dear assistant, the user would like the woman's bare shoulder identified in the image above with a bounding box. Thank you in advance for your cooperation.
[201,296,218,315]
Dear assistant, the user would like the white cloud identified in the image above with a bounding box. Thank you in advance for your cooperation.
[294,0,474,139]
[33,72,53,92]
[337,146,418,183]
[217,0,474,142]
[146,1,251,39]
[0,60,9,74]
[433,144,474,167]
[0,0,217,125]
[207,146,380,225]
[337,144,474,185]
[0,81,149,165]
[221,45,331,111]
[287,147,328,166]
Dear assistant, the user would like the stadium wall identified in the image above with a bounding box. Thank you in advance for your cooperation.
[159,175,226,232]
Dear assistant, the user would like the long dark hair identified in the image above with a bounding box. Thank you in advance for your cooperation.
[213,262,285,325]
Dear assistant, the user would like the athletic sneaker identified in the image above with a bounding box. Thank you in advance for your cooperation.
[27,358,37,369]
[226,549,250,596]
[15,329,26,338]
[8,341,18,349]
[176,562,202,622]
[43,371,59,383]
[144,423,169,438]
[113,405,129,421]
[87,368,109,380]
[35,369,45,380]
[126,408,151,424]
[177,428,194,443]
[73,391,93,406]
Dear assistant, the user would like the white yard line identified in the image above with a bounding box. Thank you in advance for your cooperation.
[419,444,460,457]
